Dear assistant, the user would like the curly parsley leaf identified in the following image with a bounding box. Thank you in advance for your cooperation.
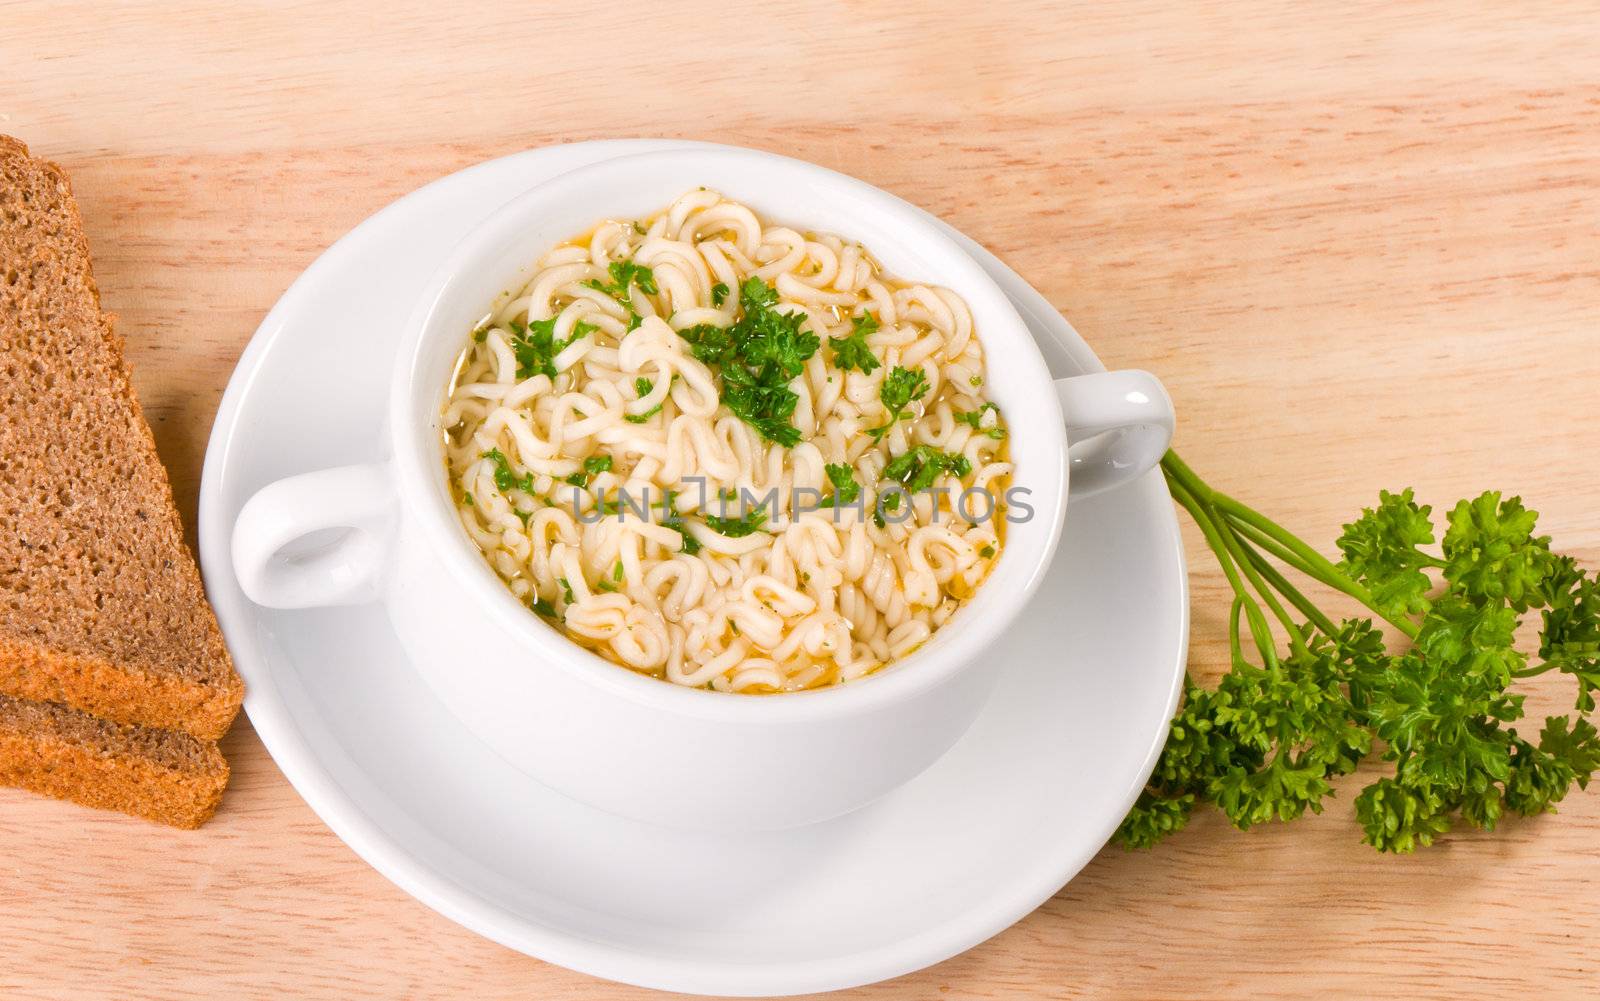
[1535,715,1600,791]
[584,259,659,299]
[1442,491,1553,611]
[1336,488,1438,619]
[677,322,737,366]
[868,366,930,441]
[828,312,881,374]
[738,275,778,310]
[1355,776,1453,853]
[821,462,861,507]
[1539,558,1600,711]
[1117,791,1197,850]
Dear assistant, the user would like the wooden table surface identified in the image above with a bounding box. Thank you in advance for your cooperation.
[4,3,1598,998]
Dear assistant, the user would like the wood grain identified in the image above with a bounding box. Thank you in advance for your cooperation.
[3,2,1598,998]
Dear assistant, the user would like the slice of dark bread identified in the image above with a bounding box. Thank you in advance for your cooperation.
[0,692,229,828]
[0,135,243,741]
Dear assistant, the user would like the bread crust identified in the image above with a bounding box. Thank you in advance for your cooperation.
[0,693,228,829]
[0,635,242,741]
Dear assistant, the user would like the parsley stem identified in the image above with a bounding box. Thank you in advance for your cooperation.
[1210,512,1311,660]
[1510,661,1559,678]
[1166,473,1280,671]
[1227,513,1347,635]
[1228,595,1247,670]
[1214,491,1411,633]
[1237,539,1339,639]
[1161,451,1420,640]
[1224,515,1318,578]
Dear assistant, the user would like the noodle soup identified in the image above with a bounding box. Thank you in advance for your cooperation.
[441,191,1011,693]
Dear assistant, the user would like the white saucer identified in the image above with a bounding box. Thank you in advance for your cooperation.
[197,140,1188,997]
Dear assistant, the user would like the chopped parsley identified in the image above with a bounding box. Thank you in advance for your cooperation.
[954,403,1006,439]
[462,492,474,507]
[675,277,820,447]
[705,502,770,538]
[821,462,861,507]
[564,454,613,488]
[613,561,625,582]
[531,598,559,619]
[509,317,593,381]
[657,490,703,554]
[980,545,996,559]
[481,448,534,494]
[883,445,972,492]
[625,376,664,424]
[677,321,737,365]
[828,312,881,374]
[557,577,575,604]
[711,282,730,307]
[868,366,930,441]
[584,259,659,299]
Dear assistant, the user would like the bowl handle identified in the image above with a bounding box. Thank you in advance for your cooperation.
[230,463,397,608]
[1055,370,1175,499]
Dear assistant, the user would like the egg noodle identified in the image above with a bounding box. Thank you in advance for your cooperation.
[441,190,1014,693]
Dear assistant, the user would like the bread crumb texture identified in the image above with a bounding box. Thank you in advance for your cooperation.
[0,136,242,741]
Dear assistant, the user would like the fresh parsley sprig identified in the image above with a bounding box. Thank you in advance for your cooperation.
[1118,452,1600,853]
[584,260,658,299]
[829,313,881,374]
[868,366,930,441]
[676,277,820,447]
[582,260,659,333]
[821,462,861,507]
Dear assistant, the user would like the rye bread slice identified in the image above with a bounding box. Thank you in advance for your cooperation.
[0,692,228,828]
[0,135,243,741]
